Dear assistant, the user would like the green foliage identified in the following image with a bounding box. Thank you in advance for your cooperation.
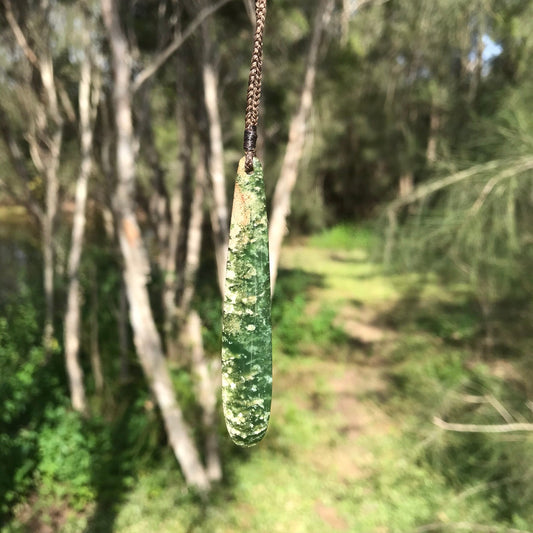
[380,4,533,329]
[309,223,376,251]
[390,338,469,406]
[195,280,222,355]
[36,407,97,510]
[384,141,533,333]
[0,282,56,517]
[382,295,533,526]
[272,269,347,356]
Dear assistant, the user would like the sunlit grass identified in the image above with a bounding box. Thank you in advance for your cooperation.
[308,223,376,251]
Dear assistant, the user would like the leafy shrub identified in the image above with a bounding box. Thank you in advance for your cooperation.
[0,284,53,517]
[35,407,97,510]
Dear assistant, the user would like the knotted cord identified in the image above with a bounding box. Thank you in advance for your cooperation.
[243,0,267,173]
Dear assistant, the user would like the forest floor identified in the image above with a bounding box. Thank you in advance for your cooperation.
[92,235,530,533]
[7,229,532,533]
[107,241,417,533]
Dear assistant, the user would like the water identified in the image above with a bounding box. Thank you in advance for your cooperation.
[0,216,42,308]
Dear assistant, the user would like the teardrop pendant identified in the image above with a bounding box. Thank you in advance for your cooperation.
[221,157,272,446]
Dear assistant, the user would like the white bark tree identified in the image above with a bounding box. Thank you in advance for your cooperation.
[101,0,210,491]
[201,30,229,294]
[64,22,101,414]
[179,147,222,482]
[268,0,335,292]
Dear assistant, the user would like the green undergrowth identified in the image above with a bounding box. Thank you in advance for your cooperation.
[4,224,532,532]
[95,227,532,533]
[309,223,376,252]
[272,268,349,356]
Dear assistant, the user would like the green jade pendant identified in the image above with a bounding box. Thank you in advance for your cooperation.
[222,157,272,447]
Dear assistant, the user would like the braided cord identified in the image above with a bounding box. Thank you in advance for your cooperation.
[244,0,267,173]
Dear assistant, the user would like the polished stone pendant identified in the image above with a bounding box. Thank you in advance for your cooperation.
[221,157,272,447]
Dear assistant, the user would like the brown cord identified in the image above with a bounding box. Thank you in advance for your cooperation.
[244,0,267,173]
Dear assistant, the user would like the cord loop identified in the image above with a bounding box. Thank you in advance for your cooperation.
[244,0,267,173]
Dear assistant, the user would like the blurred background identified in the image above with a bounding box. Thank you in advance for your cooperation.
[0,0,532,531]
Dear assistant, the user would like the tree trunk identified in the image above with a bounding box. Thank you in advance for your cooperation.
[38,59,63,353]
[118,279,130,383]
[341,0,350,45]
[30,68,62,354]
[42,193,57,352]
[468,24,485,104]
[179,148,223,480]
[64,39,99,414]
[179,151,206,315]
[426,105,439,165]
[186,311,222,482]
[202,51,228,294]
[268,0,334,293]
[101,0,210,491]
[399,172,414,198]
[90,273,104,393]
[136,81,178,339]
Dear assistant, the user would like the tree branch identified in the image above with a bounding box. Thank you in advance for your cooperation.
[2,0,40,69]
[0,110,44,224]
[57,80,77,123]
[415,521,533,533]
[387,156,533,212]
[132,0,234,93]
[485,395,516,425]
[433,416,533,433]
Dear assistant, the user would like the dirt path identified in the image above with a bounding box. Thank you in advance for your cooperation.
[277,245,398,529]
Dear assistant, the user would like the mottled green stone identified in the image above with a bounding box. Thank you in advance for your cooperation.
[222,157,272,447]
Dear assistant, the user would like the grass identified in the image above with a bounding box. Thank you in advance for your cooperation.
[308,223,376,252]
[7,224,533,533]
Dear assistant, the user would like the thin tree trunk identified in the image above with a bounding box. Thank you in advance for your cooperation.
[99,99,131,382]
[185,0,229,294]
[35,99,62,354]
[90,273,104,393]
[468,24,485,104]
[38,59,63,353]
[181,153,223,480]
[399,172,414,198]
[42,192,57,351]
[202,54,228,294]
[341,0,350,45]
[64,39,100,414]
[426,105,439,165]
[118,279,130,383]
[176,57,223,477]
[164,75,192,363]
[136,81,177,338]
[174,75,194,296]
[268,0,334,293]
[383,208,398,266]
[102,0,209,491]
[30,69,62,353]
[186,310,222,482]
[179,152,206,315]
